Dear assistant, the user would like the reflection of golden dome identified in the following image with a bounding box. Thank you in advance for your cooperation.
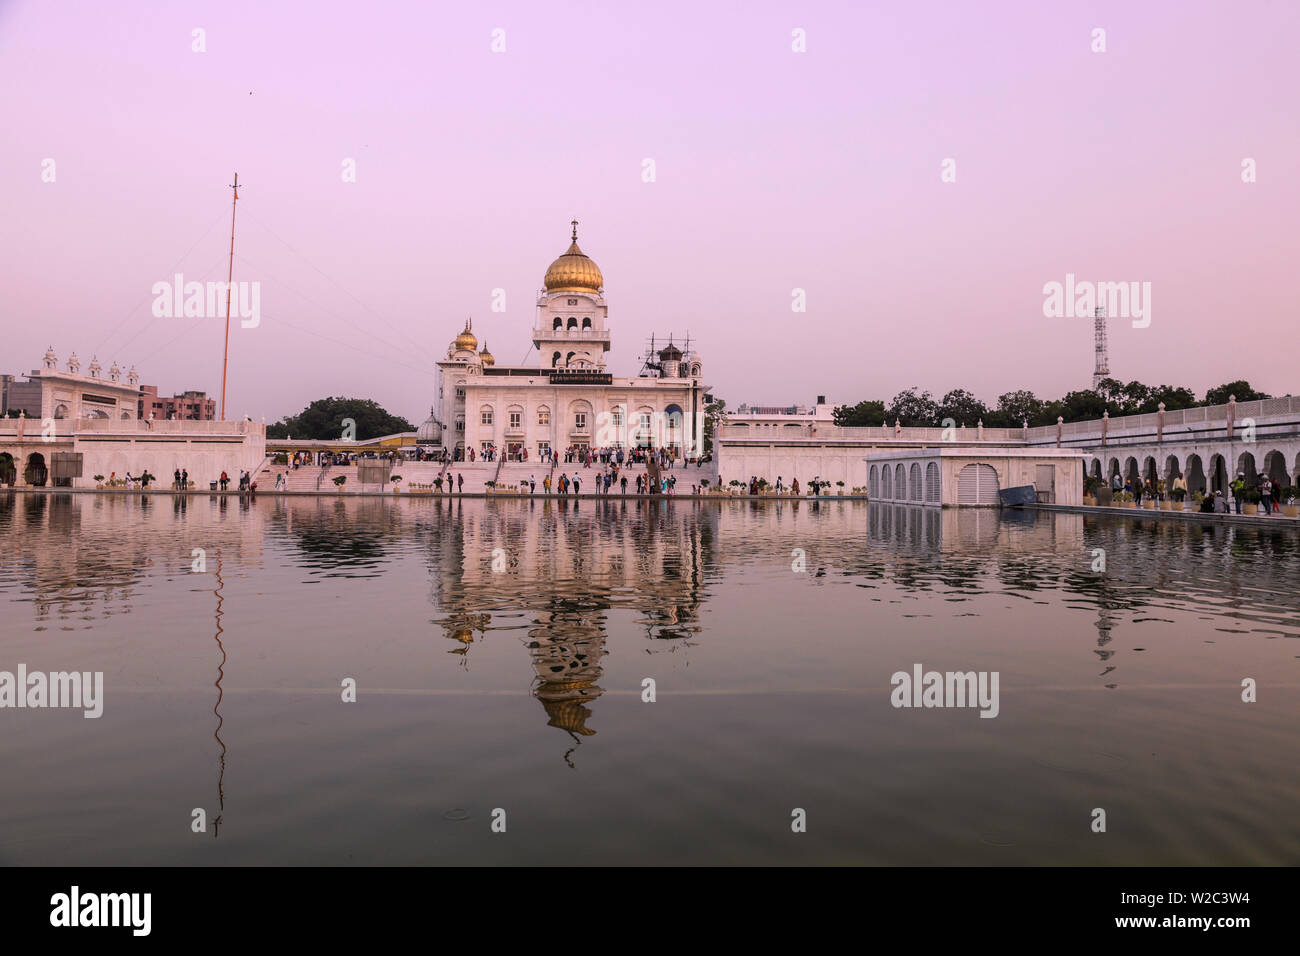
[478,342,494,366]
[454,319,477,352]
[544,221,603,293]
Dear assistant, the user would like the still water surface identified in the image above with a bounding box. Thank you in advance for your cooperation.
[1,492,1297,865]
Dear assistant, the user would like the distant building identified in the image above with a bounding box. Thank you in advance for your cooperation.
[138,387,216,421]
[731,396,835,428]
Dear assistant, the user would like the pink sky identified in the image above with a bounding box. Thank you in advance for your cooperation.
[3,0,1297,423]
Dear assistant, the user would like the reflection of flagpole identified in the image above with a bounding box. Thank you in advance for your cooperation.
[212,551,227,837]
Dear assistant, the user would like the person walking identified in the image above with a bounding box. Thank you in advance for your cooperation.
[1231,472,1245,514]
[529,475,536,494]
[620,475,627,494]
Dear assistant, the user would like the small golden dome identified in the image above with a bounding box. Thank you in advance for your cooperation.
[479,342,495,366]
[454,319,477,352]
[544,221,603,293]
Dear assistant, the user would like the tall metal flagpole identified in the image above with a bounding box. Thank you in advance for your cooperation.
[220,173,239,421]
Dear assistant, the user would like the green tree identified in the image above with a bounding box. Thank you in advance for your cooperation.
[267,397,414,440]
[937,388,988,427]
[1204,380,1271,406]
[832,399,887,427]
[886,387,940,426]
[992,389,1046,428]
[702,395,727,455]
[1056,389,1112,423]
[1147,385,1198,412]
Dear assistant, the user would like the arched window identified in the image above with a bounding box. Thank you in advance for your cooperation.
[552,351,561,367]
[957,464,1000,505]
[537,406,550,426]
[567,351,575,364]
[582,317,592,329]
[909,463,922,500]
[869,465,879,498]
[925,462,940,503]
[611,407,624,427]
[553,317,562,330]
[480,406,494,426]
[882,466,892,498]
[53,404,69,419]
[567,317,578,329]
[895,464,906,497]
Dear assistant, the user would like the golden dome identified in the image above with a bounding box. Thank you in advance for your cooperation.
[544,221,603,293]
[479,342,495,366]
[454,319,477,352]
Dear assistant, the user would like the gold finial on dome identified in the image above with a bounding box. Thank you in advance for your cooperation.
[479,341,495,366]
[454,317,477,352]
[544,221,603,293]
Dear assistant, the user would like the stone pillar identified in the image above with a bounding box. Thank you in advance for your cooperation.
[894,419,901,438]
[1056,416,1063,448]
[1157,401,1165,443]
[977,419,984,441]
[1226,394,1236,440]
[1101,410,1108,447]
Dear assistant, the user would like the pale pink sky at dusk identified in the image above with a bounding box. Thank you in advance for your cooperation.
[3,0,1296,423]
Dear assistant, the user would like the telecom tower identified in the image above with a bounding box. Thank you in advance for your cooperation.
[1091,305,1110,390]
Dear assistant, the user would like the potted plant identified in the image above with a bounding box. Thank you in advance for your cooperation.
[1243,487,1261,515]
[1113,490,1134,508]
[390,475,402,493]
[93,474,105,489]
[1191,490,1205,511]
[1170,486,1187,511]
[332,475,347,489]
[836,480,846,496]
[484,480,496,495]
[1282,488,1299,518]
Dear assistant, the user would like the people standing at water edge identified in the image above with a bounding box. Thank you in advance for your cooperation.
[1232,472,1245,514]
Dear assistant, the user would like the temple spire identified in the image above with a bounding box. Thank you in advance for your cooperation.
[571,219,578,242]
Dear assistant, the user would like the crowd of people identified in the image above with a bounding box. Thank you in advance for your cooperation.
[1110,469,1287,515]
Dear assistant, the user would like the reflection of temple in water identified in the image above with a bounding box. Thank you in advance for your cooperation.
[0,491,264,626]
[865,502,1086,554]
[426,499,714,759]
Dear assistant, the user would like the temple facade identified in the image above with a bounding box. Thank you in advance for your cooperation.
[423,223,707,462]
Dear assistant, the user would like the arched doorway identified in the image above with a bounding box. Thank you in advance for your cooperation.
[1185,455,1205,495]
[664,404,684,456]
[925,461,940,503]
[1124,457,1139,487]
[24,452,48,487]
[1263,449,1290,492]
[0,452,15,486]
[957,463,999,505]
[1208,454,1228,494]
[1236,451,1258,488]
